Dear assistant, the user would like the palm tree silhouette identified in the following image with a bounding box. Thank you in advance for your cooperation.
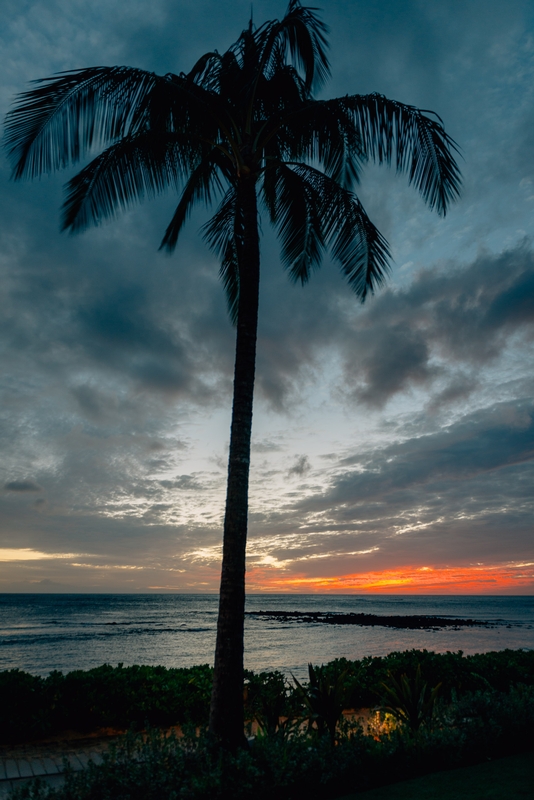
[4,0,460,749]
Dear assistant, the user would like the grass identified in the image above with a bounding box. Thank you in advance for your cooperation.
[338,751,534,799]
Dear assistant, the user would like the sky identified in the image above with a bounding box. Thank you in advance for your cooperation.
[0,0,533,595]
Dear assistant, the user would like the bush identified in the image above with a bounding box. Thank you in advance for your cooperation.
[0,670,50,741]
[445,683,534,761]
[2,649,533,745]
[0,664,213,744]
[323,648,534,708]
[377,664,441,733]
[293,663,349,743]
[9,727,377,800]
[10,686,534,800]
[244,670,298,737]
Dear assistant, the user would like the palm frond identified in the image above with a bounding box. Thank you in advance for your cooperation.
[267,162,325,284]
[269,163,390,300]
[246,0,329,108]
[61,132,187,232]
[271,99,365,188]
[202,189,242,324]
[330,192,391,300]
[279,0,330,91]
[4,67,161,180]
[160,148,227,251]
[219,241,240,325]
[186,51,223,89]
[261,158,278,221]
[341,93,462,215]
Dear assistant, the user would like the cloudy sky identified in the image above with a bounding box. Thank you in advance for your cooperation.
[1,0,533,594]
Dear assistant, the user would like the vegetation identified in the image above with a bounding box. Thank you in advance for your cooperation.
[377,664,441,734]
[0,663,213,743]
[9,681,534,799]
[2,649,533,746]
[293,663,349,743]
[4,1,461,748]
[3,649,534,799]
[244,670,299,739]
[319,647,534,707]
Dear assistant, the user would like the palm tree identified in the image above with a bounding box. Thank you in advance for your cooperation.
[4,0,460,750]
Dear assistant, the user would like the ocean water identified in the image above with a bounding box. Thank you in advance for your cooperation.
[0,594,533,681]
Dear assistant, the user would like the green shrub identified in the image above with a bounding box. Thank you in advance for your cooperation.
[324,648,534,708]
[444,683,534,761]
[244,669,298,737]
[9,684,534,800]
[0,670,49,742]
[10,727,377,800]
[293,663,349,743]
[378,664,442,733]
[0,664,213,744]
[2,649,534,746]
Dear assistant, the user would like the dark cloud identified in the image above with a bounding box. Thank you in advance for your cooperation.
[70,384,110,420]
[253,245,344,410]
[334,403,534,502]
[273,400,534,565]
[351,325,436,406]
[73,282,200,395]
[159,475,204,491]
[235,242,534,413]
[427,373,479,412]
[341,243,534,407]
[287,455,311,478]
[4,480,42,492]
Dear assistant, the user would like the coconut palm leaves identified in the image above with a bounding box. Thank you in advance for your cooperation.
[4,2,460,310]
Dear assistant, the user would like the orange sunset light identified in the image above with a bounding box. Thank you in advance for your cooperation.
[246,563,534,594]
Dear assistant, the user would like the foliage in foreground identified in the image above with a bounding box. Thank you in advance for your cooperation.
[10,683,534,800]
[2,649,534,745]
[0,664,213,743]
[377,664,442,733]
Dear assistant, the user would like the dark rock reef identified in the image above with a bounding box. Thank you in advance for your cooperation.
[247,610,487,629]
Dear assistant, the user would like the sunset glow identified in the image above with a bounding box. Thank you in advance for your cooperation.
[245,563,534,594]
[0,549,80,562]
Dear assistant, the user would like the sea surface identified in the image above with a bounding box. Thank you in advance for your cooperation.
[1,594,533,680]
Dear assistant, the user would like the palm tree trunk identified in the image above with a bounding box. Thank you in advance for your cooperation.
[209,175,260,749]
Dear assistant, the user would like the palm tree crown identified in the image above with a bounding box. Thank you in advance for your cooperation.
[4,0,461,750]
[5,1,459,306]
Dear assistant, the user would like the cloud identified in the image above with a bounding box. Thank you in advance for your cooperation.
[70,384,112,420]
[287,455,311,478]
[0,579,77,593]
[314,402,533,510]
[271,399,534,568]
[4,480,42,492]
[159,475,205,491]
[341,243,534,407]
[351,325,436,406]
[0,548,78,560]
[427,373,479,411]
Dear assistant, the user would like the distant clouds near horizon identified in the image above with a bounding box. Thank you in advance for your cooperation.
[0,0,533,594]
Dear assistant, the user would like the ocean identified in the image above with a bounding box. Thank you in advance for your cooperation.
[1,594,533,680]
